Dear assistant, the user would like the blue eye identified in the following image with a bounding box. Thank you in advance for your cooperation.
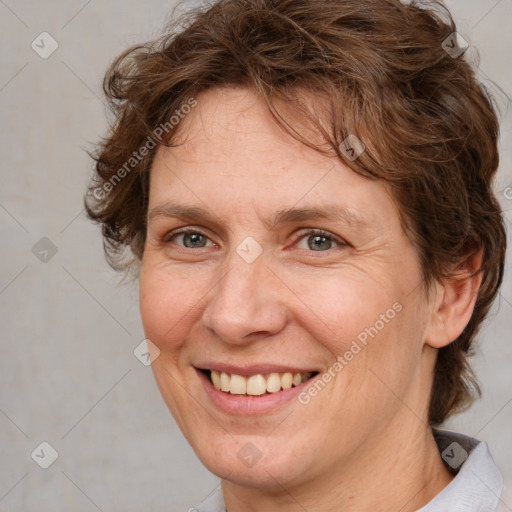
[165,228,345,252]
[295,230,343,252]
[168,230,213,248]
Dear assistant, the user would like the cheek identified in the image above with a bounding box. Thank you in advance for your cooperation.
[290,267,424,408]
[330,288,428,428]
[139,263,204,344]
[138,265,208,429]
[282,266,401,355]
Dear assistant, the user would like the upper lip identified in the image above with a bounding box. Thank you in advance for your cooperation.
[194,362,320,376]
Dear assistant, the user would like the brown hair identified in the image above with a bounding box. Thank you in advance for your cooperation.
[85,0,506,425]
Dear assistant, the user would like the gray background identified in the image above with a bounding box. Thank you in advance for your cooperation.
[0,1,511,511]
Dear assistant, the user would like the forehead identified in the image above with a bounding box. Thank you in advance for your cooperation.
[148,87,399,231]
[168,87,327,168]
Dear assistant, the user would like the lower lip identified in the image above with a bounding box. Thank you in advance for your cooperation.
[196,369,317,415]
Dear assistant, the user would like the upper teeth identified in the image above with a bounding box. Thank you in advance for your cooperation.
[210,370,313,395]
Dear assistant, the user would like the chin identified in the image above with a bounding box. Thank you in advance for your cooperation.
[192,434,314,491]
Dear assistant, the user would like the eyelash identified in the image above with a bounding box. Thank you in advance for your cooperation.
[164,228,347,252]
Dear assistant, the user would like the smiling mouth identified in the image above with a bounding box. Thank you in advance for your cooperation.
[200,369,319,396]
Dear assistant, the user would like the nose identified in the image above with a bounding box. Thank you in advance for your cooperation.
[201,248,288,345]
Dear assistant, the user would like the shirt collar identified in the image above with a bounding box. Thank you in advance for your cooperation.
[192,430,503,512]
[417,429,503,512]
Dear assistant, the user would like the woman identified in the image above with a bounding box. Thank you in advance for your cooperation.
[86,0,507,510]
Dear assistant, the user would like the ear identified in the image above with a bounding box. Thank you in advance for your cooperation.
[425,247,484,349]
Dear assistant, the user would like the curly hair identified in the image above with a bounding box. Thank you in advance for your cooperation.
[85,0,507,425]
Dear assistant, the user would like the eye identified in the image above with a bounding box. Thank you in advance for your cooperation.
[294,229,345,252]
[165,229,214,249]
[163,228,346,253]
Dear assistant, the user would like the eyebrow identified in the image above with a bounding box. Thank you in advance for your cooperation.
[147,201,371,232]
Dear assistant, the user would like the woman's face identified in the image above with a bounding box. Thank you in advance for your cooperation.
[139,87,436,490]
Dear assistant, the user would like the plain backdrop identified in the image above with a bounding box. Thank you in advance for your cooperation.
[1,1,511,511]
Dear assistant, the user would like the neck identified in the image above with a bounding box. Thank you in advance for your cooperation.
[222,423,454,512]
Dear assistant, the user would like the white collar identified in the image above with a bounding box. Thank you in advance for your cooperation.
[417,430,503,512]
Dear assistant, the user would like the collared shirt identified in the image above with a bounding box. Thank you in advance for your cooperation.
[190,430,505,512]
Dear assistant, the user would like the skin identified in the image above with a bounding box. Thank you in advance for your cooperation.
[139,87,483,511]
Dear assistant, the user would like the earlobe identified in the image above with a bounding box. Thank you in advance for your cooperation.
[425,248,484,349]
